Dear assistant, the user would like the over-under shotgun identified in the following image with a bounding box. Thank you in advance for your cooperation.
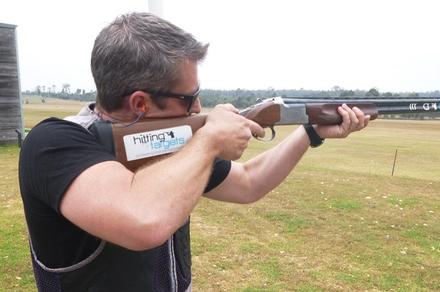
[92,96,440,171]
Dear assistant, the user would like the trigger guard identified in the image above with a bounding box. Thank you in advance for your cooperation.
[255,127,275,141]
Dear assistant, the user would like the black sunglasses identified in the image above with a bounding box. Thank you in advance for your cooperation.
[142,87,201,114]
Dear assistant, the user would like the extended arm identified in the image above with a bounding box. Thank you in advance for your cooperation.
[205,105,370,203]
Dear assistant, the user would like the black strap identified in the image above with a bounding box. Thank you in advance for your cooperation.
[89,121,115,155]
[303,124,325,148]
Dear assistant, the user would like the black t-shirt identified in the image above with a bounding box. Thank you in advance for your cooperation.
[19,117,231,269]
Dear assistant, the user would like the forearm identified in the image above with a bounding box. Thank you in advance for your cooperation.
[241,126,310,201]
[240,104,369,202]
[127,129,217,240]
[61,131,218,251]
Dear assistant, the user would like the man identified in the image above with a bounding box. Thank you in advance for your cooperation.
[19,12,369,292]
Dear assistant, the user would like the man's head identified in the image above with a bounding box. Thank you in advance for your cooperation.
[91,12,208,115]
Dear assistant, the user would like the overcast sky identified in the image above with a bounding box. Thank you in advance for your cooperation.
[2,0,439,93]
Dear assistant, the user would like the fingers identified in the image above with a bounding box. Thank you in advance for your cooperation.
[311,103,372,139]
[205,104,263,160]
[335,104,370,137]
[214,103,265,137]
[364,115,371,127]
[341,104,361,131]
[337,104,351,134]
[215,103,239,114]
[247,119,265,138]
[345,104,360,130]
[352,106,371,130]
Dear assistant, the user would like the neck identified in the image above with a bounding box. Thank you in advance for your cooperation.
[95,104,139,123]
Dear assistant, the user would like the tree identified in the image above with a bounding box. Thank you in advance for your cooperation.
[366,88,380,97]
[339,90,355,97]
[62,83,71,94]
[267,86,276,97]
[331,85,342,94]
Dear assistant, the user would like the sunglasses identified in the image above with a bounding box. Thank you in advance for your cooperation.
[142,86,201,114]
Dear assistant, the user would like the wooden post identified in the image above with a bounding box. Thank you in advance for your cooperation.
[391,149,398,176]
[0,23,23,144]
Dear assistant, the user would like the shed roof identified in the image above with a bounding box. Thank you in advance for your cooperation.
[0,23,17,29]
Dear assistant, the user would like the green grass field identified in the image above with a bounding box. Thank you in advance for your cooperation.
[1,98,439,291]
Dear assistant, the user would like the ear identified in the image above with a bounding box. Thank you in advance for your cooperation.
[128,91,151,114]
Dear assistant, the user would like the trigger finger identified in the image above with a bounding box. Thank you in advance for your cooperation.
[248,120,265,138]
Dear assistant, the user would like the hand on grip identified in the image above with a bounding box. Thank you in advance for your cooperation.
[202,104,264,160]
[315,104,371,139]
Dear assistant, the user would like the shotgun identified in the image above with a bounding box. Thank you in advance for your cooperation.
[92,96,440,171]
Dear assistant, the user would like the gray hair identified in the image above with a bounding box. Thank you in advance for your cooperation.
[91,12,208,111]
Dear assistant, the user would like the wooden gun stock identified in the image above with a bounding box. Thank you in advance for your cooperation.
[111,114,207,171]
[240,102,281,127]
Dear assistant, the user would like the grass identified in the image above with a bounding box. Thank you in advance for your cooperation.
[23,95,86,128]
[191,120,440,291]
[0,145,35,291]
[2,98,440,291]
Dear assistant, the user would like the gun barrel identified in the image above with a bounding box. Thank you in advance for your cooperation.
[283,97,440,114]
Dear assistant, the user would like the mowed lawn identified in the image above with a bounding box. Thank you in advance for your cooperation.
[23,96,87,128]
[1,98,439,291]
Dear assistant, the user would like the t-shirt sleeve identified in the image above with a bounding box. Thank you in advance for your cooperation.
[204,158,231,193]
[20,118,116,213]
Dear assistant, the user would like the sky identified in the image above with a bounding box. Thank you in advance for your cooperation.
[1,0,440,93]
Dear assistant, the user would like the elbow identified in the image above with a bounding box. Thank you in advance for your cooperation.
[122,216,173,251]
[238,165,265,204]
[238,192,262,204]
[236,176,264,204]
[229,186,263,204]
[126,234,168,252]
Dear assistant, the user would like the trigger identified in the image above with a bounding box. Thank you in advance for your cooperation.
[255,126,275,141]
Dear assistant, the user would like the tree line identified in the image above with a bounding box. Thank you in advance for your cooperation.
[24,86,440,107]
[24,86,439,120]
[23,84,96,102]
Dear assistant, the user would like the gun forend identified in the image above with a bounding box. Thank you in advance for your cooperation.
[306,103,379,125]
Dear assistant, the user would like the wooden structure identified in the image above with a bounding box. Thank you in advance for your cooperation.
[0,23,23,144]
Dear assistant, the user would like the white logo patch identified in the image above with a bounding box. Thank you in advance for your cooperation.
[123,125,193,161]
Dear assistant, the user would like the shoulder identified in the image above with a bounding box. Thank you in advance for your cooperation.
[19,117,115,211]
[20,117,114,177]
[27,117,91,140]
[23,117,102,151]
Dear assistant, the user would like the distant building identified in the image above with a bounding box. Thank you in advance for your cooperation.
[0,23,23,144]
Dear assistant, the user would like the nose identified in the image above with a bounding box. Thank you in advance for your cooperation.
[190,97,202,114]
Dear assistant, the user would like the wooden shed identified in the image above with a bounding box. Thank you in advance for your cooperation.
[0,23,23,144]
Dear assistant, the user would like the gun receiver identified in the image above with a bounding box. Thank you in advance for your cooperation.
[95,96,440,171]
